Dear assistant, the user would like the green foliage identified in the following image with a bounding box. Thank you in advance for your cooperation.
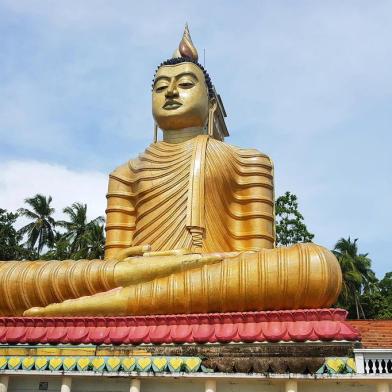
[17,194,56,257]
[0,209,22,260]
[57,202,104,260]
[275,191,314,246]
[359,272,392,319]
[380,272,392,294]
[41,232,72,260]
[0,195,106,261]
[333,237,379,319]
[82,222,105,259]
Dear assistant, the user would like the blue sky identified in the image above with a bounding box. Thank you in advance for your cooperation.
[0,1,391,277]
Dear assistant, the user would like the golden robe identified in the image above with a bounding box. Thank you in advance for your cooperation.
[105,135,275,257]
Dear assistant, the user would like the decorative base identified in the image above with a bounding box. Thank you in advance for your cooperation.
[0,308,360,345]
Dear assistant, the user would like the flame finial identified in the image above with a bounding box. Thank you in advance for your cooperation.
[172,24,198,62]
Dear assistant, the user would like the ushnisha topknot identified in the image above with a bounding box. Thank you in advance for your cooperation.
[172,23,198,61]
[152,25,214,99]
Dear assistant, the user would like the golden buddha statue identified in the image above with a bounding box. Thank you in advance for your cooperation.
[0,26,342,317]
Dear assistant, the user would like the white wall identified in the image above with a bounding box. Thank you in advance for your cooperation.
[300,383,375,392]
[142,379,204,392]
[8,375,62,392]
[218,380,281,392]
[72,377,129,392]
[5,375,392,392]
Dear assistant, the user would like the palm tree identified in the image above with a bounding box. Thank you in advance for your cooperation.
[41,232,71,260]
[333,237,377,319]
[57,202,104,258]
[84,222,105,259]
[17,194,56,257]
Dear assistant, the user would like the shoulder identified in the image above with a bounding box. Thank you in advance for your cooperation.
[110,161,131,176]
[109,161,134,184]
[208,138,273,169]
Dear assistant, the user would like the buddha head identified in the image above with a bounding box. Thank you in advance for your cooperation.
[152,25,214,132]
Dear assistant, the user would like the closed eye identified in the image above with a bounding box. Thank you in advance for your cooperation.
[155,85,168,93]
[178,82,194,89]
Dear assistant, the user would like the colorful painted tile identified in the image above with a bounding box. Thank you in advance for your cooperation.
[63,357,77,371]
[77,357,91,371]
[152,357,167,372]
[136,357,152,372]
[106,357,121,372]
[22,357,35,370]
[49,357,63,371]
[0,357,7,370]
[184,357,201,372]
[92,357,105,372]
[168,357,183,372]
[8,357,21,370]
[325,358,345,373]
[121,357,136,372]
[346,358,356,373]
[35,357,48,370]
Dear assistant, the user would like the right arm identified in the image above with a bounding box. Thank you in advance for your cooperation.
[104,162,137,260]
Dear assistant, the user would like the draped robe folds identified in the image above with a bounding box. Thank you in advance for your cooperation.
[105,135,275,258]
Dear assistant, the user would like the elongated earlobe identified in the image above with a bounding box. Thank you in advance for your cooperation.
[207,100,217,137]
[153,123,158,143]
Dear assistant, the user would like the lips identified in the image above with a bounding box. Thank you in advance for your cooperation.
[163,100,182,110]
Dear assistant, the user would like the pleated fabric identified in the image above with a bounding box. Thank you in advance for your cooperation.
[124,243,342,315]
[105,136,275,256]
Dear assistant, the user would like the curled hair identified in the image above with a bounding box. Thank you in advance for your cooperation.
[152,57,214,99]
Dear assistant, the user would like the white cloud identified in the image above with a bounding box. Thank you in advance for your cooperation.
[0,160,107,222]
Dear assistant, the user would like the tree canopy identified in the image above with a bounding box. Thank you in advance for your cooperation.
[57,202,104,259]
[333,237,378,319]
[17,194,56,257]
[0,209,24,260]
[275,191,314,246]
[4,194,105,260]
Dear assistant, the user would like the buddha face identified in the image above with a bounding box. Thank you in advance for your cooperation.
[152,62,209,131]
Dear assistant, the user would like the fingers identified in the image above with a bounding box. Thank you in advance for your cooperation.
[181,254,222,269]
[23,307,44,316]
[142,248,193,257]
[117,245,152,260]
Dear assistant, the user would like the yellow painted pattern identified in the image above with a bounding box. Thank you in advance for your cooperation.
[121,357,136,371]
[346,358,356,372]
[35,357,48,370]
[319,357,356,374]
[21,357,34,369]
[0,355,203,373]
[0,357,7,369]
[63,357,76,371]
[92,357,105,371]
[49,357,62,370]
[8,357,21,370]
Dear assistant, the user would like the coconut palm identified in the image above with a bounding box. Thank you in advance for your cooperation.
[84,222,105,259]
[57,202,104,258]
[17,194,56,257]
[41,232,71,260]
[333,237,377,319]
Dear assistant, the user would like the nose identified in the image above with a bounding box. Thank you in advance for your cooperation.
[165,79,179,98]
